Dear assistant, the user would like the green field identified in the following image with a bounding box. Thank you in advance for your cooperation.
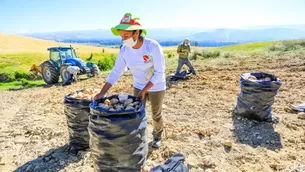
[1,38,305,91]
[218,41,279,52]
[0,79,46,91]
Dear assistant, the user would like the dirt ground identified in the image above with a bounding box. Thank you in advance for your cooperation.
[0,52,305,172]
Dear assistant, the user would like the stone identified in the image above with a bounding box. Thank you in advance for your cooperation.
[125,106,135,111]
[223,140,233,147]
[59,160,65,166]
[203,156,216,167]
[124,98,133,107]
[44,157,50,161]
[297,113,305,119]
[257,136,263,140]
[133,101,140,106]
[70,156,78,162]
[98,103,110,110]
[181,130,190,137]
[25,165,33,171]
[48,160,56,164]
[45,149,54,157]
[110,98,119,105]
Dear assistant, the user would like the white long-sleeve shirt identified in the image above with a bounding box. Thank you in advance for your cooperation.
[67,66,80,76]
[106,38,166,92]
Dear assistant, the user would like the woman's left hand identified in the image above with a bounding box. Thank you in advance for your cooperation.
[137,90,146,100]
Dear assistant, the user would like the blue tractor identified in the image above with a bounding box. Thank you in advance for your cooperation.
[41,46,99,84]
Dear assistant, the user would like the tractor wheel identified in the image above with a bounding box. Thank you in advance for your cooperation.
[91,64,100,77]
[41,62,59,84]
[60,65,71,82]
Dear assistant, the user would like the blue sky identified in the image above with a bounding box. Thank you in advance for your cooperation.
[0,0,305,34]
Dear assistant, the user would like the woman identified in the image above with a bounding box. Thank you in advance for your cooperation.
[94,13,166,148]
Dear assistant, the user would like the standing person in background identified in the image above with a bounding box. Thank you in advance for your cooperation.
[175,38,196,75]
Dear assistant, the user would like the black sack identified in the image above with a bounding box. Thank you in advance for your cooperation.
[166,70,192,88]
[64,92,92,154]
[233,72,282,121]
[291,103,305,112]
[171,70,192,81]
[150,153,189,172]
[88,95,148,172]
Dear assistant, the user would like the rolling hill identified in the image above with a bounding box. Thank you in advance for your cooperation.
[189,28,305,42]
[0,32,117,54]
[21,25,305,43]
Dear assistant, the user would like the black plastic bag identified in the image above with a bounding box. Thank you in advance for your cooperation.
[88,95,148,172]
[172,70,192,80]
[64,92,92,154]
[166,70,192,88]
[150,153,189,172]
[291,103,305,112]
[233,72,282,121]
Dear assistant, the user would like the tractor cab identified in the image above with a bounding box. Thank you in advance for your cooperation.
[48,46,78,68]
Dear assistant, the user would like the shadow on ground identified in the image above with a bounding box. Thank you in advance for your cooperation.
[232,114,282,151]
[14,144,83,172]
[7,84,53,91]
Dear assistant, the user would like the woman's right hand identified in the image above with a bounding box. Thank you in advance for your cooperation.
[94,92,105,100]
[94,83,112,100]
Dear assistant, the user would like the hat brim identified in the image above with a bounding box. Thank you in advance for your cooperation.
[111,24,147,36]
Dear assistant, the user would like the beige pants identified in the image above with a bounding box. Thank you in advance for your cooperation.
[134,88,165,140]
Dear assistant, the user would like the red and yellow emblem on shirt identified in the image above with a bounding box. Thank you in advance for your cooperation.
[143,54,152,63]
